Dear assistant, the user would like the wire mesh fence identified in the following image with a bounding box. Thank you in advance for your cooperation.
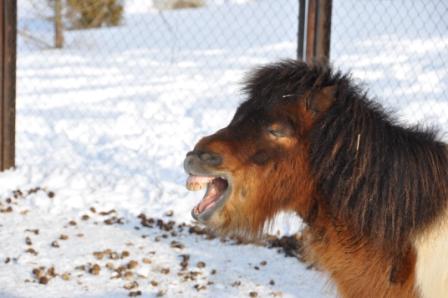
[331,0,448,129]
[15,0,448,194]
[16,0,299,193]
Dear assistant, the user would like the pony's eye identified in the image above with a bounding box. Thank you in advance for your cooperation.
[267,123,292,138]
[268,127,285,137]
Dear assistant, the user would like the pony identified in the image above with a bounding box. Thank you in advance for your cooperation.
[183,60,448,297]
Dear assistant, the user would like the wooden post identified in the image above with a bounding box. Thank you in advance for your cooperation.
[0,0,16,171]
[297,0,306,60]
[297,0,332,64]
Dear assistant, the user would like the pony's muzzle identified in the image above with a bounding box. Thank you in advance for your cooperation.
[184,150,222,174]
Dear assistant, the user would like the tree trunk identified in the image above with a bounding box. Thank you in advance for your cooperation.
[54,0,64,48]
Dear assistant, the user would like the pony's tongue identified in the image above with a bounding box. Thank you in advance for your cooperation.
[196,178,228,213]
[186,175,228,214]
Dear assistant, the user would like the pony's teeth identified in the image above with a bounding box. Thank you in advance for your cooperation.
[186,181,207,191]
[186,175,213,191]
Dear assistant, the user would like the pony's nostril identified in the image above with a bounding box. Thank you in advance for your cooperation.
[200,152,222,166]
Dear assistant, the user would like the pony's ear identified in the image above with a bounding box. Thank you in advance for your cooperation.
[308,85,337,113]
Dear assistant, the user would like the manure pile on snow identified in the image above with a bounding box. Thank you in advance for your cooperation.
[0,188,330,298]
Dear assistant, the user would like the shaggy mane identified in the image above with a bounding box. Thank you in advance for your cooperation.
[304,63,448,253]
[246,60,448,254]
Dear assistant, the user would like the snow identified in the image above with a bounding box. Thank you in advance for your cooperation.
[331,0,448,129]
[1,0,447,297]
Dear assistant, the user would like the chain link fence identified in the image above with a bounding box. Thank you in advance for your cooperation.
[331,0,448,130]
[16,0,448,194]
[17,0,298,195]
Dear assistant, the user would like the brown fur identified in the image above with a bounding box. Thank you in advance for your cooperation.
[185,60,448,297]
[300,207,418,297]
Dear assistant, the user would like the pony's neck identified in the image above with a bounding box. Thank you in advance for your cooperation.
[302,202,418,297]
[309,90,448,255]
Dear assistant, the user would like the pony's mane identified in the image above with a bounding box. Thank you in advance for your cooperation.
[296,62,448,253]
[241,60,344,110]
[242,60,448,253]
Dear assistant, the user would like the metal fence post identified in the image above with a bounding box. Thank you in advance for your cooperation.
[0,0,17,171]
[297,0,333,64]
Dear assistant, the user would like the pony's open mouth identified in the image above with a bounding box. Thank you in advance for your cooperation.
[186,175,230,221]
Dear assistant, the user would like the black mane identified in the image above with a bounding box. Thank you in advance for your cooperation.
[247,60,448,253]
[305,61,448,252]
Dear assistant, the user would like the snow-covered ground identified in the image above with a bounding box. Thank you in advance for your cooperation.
[1,0,447,297]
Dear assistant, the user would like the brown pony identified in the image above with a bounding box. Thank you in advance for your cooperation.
[183,60,448,298]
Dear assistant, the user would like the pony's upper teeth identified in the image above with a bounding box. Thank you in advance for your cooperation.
[186,175,213,191]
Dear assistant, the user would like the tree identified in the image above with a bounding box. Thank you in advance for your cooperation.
[54,0,64,48]
[66,0,124,29]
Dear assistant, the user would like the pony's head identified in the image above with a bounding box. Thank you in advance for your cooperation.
[184,60,338,237]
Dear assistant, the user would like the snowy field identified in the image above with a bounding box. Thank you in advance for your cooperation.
[1,0,447,297]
